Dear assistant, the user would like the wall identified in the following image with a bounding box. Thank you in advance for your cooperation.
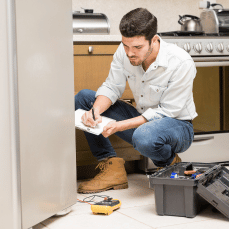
[218,0,229,8]
[72,0,217,35]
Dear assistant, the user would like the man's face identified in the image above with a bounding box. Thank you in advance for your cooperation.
[122,36,153,66]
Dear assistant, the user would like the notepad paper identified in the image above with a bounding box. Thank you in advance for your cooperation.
[75,109,115,135]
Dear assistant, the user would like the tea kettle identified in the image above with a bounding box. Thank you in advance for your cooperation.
[178,15,202,32]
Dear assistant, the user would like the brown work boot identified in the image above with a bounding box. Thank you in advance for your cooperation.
[170,153,182,166]
[77,157,128,193]
[157,153,182,171]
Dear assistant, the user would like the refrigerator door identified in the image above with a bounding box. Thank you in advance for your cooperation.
[0,0,21,228]
[15,0,77,228]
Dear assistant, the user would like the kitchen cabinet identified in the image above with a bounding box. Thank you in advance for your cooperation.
[73,42,133,99]
[73,42,142,167]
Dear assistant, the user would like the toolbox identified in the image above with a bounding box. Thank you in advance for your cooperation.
[149,162,222,218]
[196,164,229,218]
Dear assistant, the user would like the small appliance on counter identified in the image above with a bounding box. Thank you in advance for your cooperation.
[200,8,229,34]
[178,14,203,32]
[73,10,110,35]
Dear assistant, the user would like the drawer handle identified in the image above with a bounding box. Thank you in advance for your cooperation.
[88,46,94,53]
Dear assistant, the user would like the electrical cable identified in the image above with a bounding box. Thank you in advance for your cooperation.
[77,194,113,205]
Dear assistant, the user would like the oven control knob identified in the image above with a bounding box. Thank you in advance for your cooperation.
[194,43,202,53]
[217,43,224,53]
[206,43,213,53]
[183,43,191,53]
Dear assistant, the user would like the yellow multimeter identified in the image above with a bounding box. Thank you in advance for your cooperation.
[91,197,121,215]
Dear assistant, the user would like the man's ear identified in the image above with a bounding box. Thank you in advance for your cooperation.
[151,35,159,44]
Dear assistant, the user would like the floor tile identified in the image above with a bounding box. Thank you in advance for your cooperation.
[36,173,229,229]
[119,204,201,228]
[77,173,155,209]
[42,211,155,229]
[196,205,228,221]
[118,201,228,228]
[79,186,154,209]
[157,218,229,229]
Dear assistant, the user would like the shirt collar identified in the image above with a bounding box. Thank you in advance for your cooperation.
[152,35,168,69]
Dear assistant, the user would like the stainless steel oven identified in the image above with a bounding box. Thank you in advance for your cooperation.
[139,31,229,172]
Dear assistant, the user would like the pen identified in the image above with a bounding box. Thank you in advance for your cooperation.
[91,102,96,121]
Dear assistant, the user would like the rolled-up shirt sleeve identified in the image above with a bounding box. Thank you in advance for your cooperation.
[95,44,127,104]
[142,59,196,121]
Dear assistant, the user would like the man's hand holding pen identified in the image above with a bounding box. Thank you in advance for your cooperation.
[81,104,102,128]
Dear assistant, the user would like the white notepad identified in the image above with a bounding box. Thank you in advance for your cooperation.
[75,109,115,135]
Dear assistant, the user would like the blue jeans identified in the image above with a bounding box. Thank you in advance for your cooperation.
[75,89,194,167]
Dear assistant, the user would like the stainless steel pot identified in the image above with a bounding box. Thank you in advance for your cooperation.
[178,15,202,32]
[73,12,110,35]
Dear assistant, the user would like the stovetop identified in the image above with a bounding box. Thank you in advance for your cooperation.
[158,31,229,57]
[158,31,229,37]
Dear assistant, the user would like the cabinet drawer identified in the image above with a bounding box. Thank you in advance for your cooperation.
[74,44,119,55]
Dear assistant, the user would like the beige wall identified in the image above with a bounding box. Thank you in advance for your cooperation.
[73,0,210,35]
[217,0,229,8]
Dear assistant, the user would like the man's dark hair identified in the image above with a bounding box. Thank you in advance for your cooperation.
[119,8,157,43]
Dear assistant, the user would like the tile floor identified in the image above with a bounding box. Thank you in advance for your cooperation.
[33,173,229,229]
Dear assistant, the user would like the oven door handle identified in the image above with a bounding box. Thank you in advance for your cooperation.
[192,136,214,145]
[193,57,229,67]
[195,61,229,67]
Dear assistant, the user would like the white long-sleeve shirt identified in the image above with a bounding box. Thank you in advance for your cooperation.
[96,37,198,121]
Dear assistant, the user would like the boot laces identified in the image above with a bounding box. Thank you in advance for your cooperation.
[95,160,107,171]
[94,160,109,179]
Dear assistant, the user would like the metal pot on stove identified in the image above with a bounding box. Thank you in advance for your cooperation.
[178,15,203,32]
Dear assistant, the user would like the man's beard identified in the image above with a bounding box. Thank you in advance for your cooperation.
[129,58,141,66]
[128,46,153,66]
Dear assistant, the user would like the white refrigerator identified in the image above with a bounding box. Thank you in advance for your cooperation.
[0,0,77,228]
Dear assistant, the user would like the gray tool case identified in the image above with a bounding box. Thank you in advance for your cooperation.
[196,164,229,218]
[149,162,229,218]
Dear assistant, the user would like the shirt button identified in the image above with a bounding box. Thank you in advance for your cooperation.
[142,81,144,83]
[141,107,143,109]
[141,95,143,97]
